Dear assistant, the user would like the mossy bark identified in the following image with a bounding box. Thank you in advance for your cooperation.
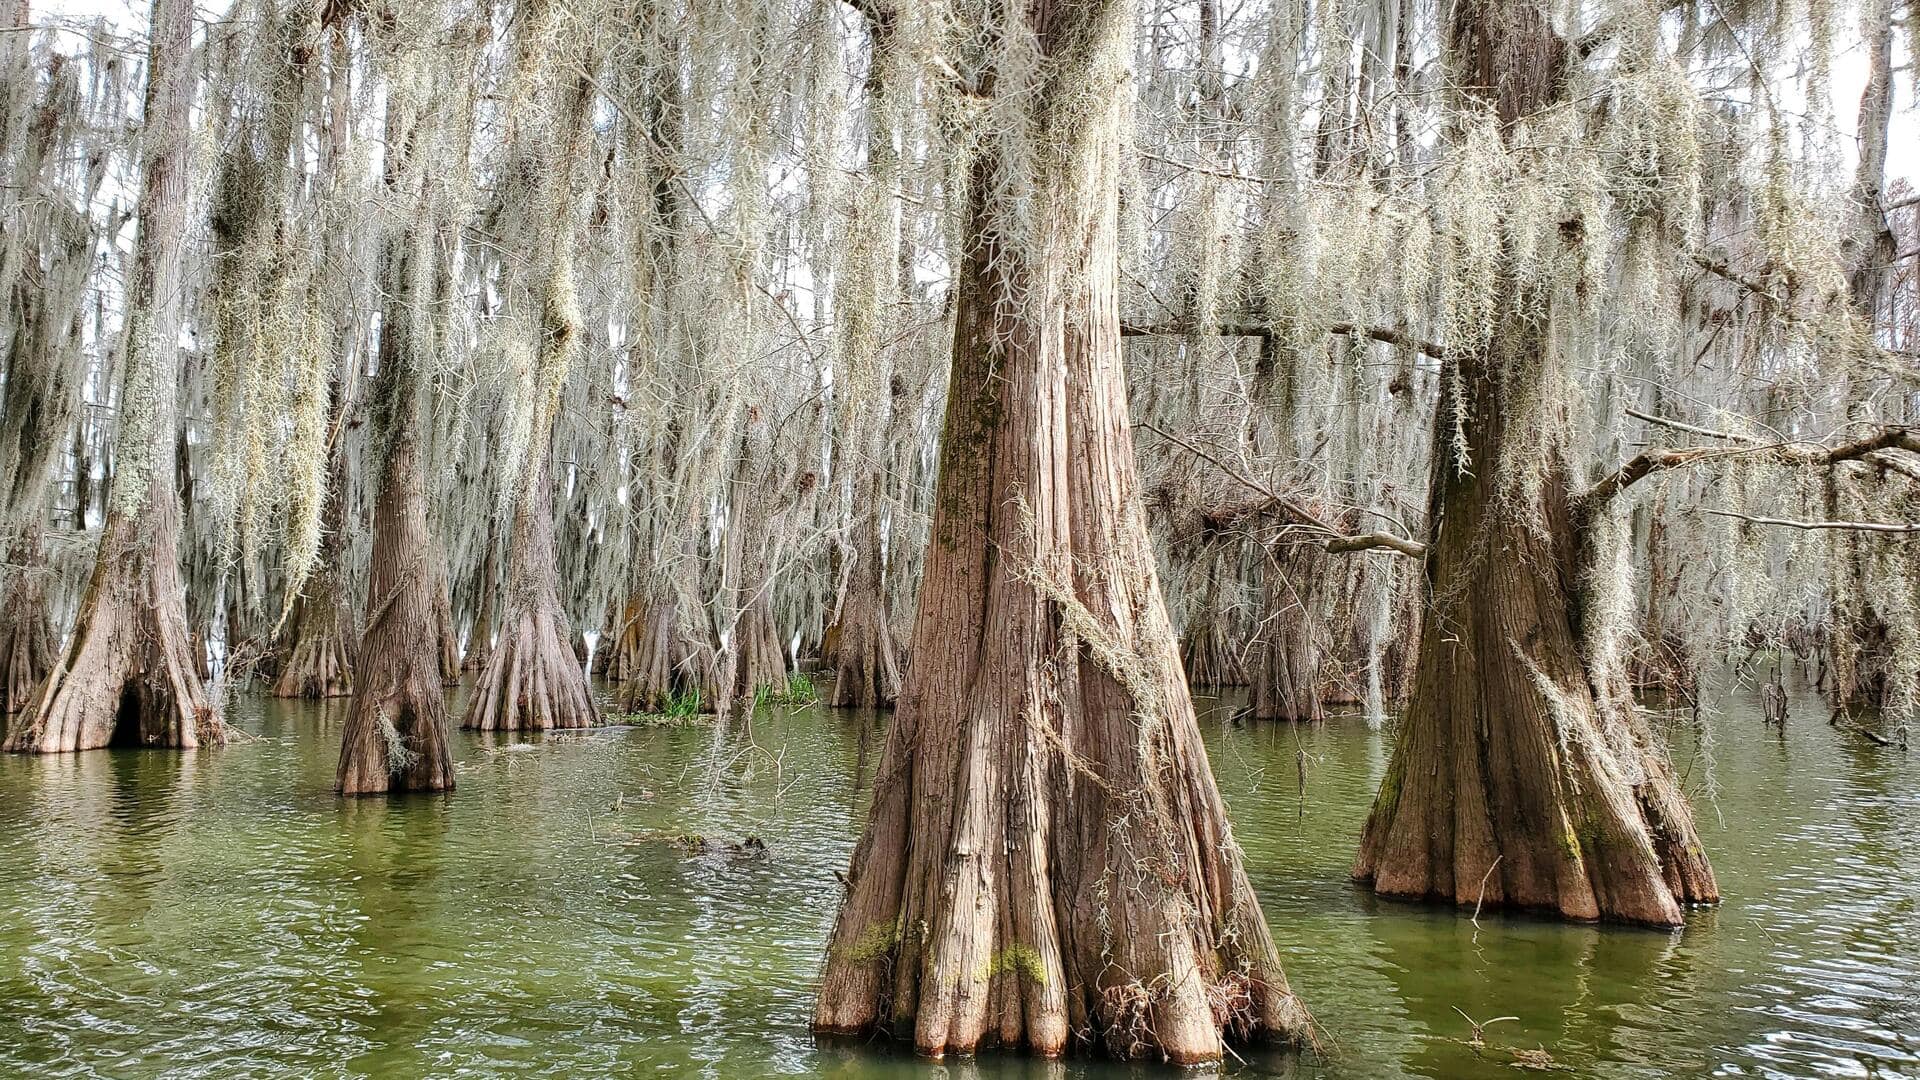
[1352,0,1716,927]
[334,65,460,795]
[815,5,1308,1062]
[1252,541,1329,722]
[4,0,220,754]
[826,499,900,709]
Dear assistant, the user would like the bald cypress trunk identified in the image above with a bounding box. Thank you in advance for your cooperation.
[1351,0,1716,927]
[334,54,464,794]
[272,449,354,699]
[1252,540,1329,722]
[815,4,1308,1062]
[826,498,900,708]
[1828,0,1898,712]
[5,0,220,753]
[0,24,89,714]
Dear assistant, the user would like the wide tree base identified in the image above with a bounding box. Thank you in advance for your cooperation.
[337,673,454,794]
[272,606,355,699]
[4,582,222,752]
[462,603,597,731]
[824,602,899,709]
[0,590,54,715]
[1353,648,1719,928]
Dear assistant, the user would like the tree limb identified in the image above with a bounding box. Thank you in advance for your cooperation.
[1586,426,1920,505]
[1705,509,1920,535]
[1325,531,1428,557]
[1137,422,1426,557]
[1120,318,1448,362]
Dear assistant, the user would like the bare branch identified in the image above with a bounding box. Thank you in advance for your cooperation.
[1120,318,1448,362]
[1325,531,1428,557]
[1137,423,1426,558]
[1705,510,1920,535]
[1586,426,1920,505]
[1624,407,1752,443]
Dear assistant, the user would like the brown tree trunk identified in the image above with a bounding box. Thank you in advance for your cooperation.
[461,58,597,733]
[337,393,456,791]
[610,591,712,713]
[463,524,498,672]
[1827,0,1898,711]
[729,587,786,705]
[334,50,463,794]
[1252,541,1328,722]
[1352,0,1716,927]
[815,6,1308,1062]
[4,0,221,753]
[463,455,598,731]
[0,528,56,713]
[273,383,356,699]
[431,549,461,684]
[1179,551,1248,690]
[826,495,900,708]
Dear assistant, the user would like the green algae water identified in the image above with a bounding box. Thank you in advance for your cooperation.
[0,688,1913,1079]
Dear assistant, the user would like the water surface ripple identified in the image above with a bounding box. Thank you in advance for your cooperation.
[0,688,1913,1078]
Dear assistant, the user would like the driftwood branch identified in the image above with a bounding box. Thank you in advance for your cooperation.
[1624,407,1752,443]
[1325,531,1429,557]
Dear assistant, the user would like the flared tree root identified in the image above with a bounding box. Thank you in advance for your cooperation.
[461,600,597,731]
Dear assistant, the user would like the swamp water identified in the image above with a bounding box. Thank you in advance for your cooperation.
[0,688,1913,1079]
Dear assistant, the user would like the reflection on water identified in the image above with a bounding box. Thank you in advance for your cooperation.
[0,687,1913,1078]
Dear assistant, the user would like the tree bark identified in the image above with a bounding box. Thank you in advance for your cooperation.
[272,457,355,699]
[610,590,713,713]
[463,455,598,730]
[1827,0,1898,711]
[826,498,900,708]
[4,0,221,753]
[815,5,1308,1062]
[1252,540,1329,722]
[0,527,55,714]
[1179,550,1248,690]
[334,46,465,794]
[463,55,599,732]
[1352,0,1716,927]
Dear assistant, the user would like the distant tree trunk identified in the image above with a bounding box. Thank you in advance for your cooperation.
[464,449,598,730]
[1252,540,1329,722]
[335,63,461,794]
[464,57,598,732]
[462,523,498,671]
[273,17,356,700]
[272,450,354,698]
[823,3,904,710]
[4,0,221,752]
[0,527,55,714]
[431,548,461,683]
[1180,550,1249,690]
[814,4,1309,1062]
[826,497,901,708]
[1828,0,1897,711]
[1352,0,1716,926]
[610,589,711,713]
[0,35,90,714]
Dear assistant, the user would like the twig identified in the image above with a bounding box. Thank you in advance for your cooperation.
[1471,855,1503,929]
